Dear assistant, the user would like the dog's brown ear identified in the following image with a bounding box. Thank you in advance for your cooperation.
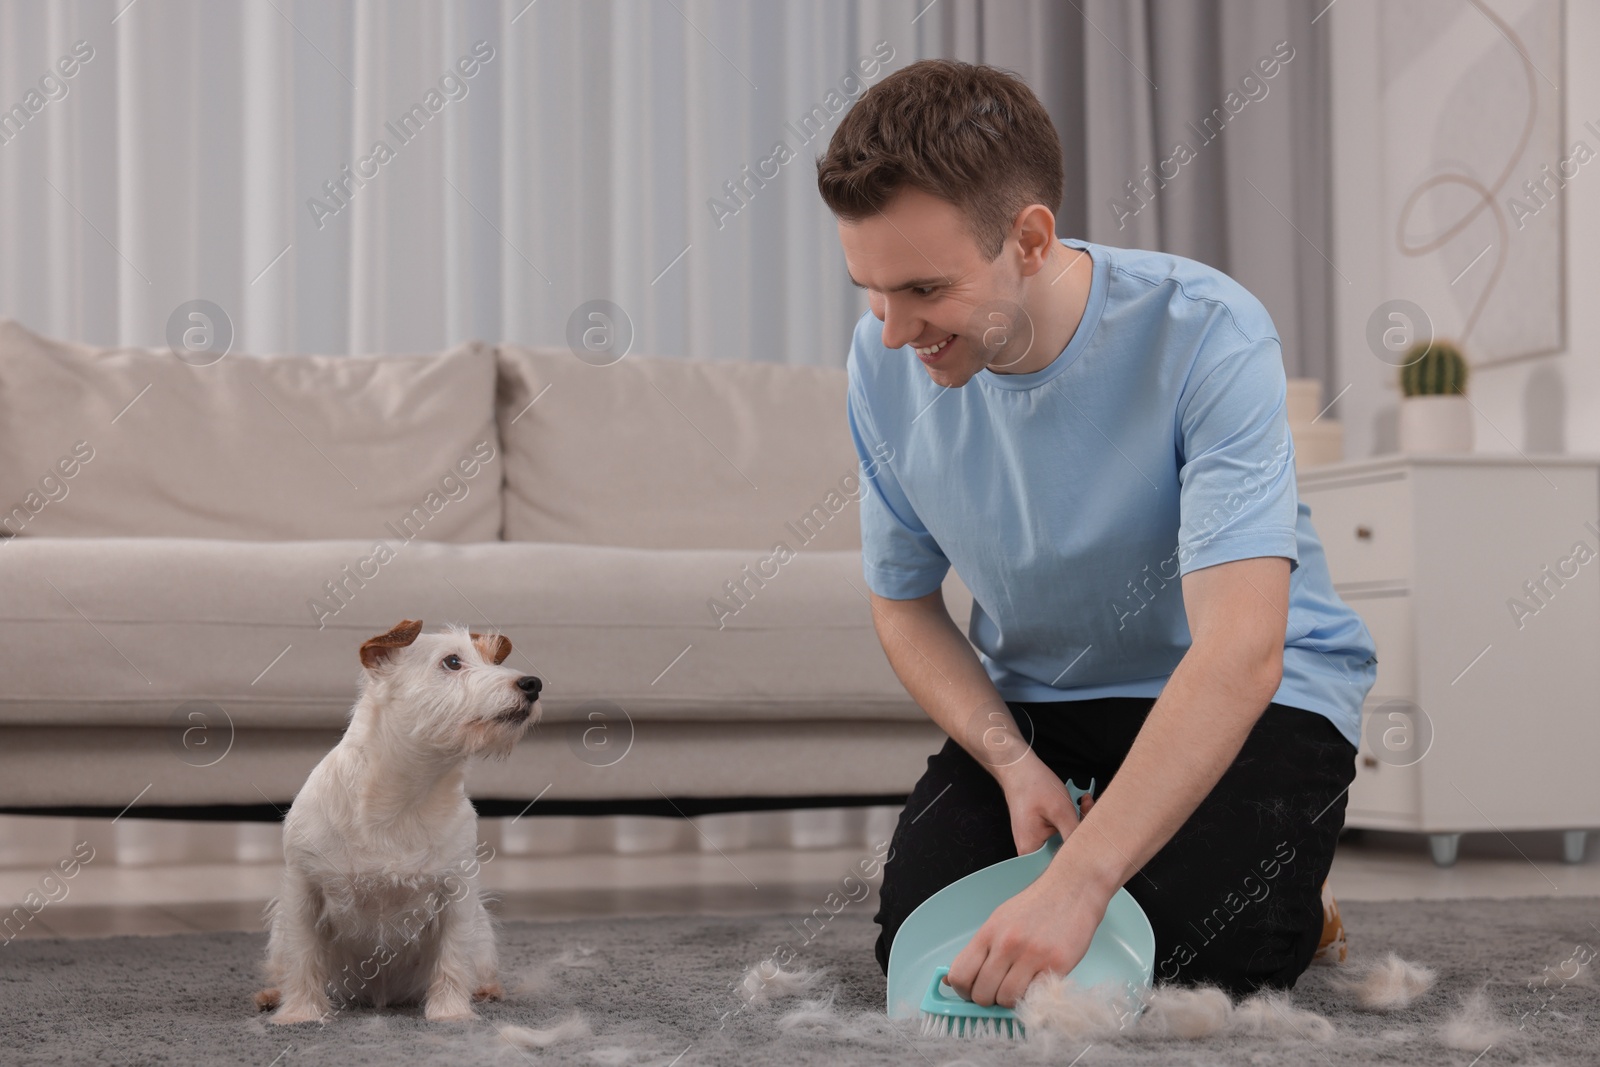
[470,632,512,665]
[360,619,423,669]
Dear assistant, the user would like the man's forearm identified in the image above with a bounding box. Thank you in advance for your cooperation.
[867,588,1024,774]
[1054,638,1281,897]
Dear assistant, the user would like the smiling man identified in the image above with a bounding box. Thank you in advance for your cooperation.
[815,58,1378,1008]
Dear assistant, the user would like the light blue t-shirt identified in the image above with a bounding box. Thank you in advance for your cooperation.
[846,236,1377,749]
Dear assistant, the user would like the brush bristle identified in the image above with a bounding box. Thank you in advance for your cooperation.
[917,1012,1024,1039]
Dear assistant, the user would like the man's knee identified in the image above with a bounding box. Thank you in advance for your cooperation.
[874,925,892,975]
[1148,897,1323,999]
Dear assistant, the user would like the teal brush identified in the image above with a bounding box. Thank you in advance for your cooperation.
[886,777,1156,1041]
[918,966,1026,1038]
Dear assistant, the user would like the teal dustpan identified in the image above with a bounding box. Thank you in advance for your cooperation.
[885,777,1156,1031]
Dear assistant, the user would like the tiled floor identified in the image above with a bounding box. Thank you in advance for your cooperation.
[2,823,1594,943]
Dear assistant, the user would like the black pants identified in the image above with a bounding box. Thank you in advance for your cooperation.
[873,698,1357,998]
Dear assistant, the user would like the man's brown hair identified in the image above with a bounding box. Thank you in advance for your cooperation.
[816,58,1064,261]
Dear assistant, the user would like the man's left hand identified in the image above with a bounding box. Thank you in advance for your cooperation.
[945,855,1115,1009]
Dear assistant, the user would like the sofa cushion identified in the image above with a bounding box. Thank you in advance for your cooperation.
[496,345,863,551]
[0,536,973,729]
[0,319,502,542]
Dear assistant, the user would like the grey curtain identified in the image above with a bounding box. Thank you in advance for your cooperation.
[937,0,1335,398]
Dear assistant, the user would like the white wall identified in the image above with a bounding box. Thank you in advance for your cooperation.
[1330,0,1597,458]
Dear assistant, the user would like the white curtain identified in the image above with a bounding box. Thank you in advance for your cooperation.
[0,0,993,364]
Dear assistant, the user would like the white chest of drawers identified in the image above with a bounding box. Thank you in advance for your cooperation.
[1298,454,1600,866]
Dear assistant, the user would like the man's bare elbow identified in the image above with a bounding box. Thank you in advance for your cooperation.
[1198,635,1281,703]
[1255,649,1284,702]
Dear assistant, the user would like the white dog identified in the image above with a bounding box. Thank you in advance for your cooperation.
[255,619,540,1024]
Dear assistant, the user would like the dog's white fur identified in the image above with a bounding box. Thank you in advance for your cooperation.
[255,619,539,1025]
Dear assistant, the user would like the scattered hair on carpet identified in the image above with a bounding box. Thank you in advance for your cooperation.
[499,1011,593,1049]
[1131,984,1233,1039]
[738,961,829,1006]
[555,945,601,968]
[1230,990,1336,1042]
[509,963,556,998]
[1331,951,1436,1011]
[776,989,841,1032]
[1438,987,1516,1051]
[1013,977,1336,1044]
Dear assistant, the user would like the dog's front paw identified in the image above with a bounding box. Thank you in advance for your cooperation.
[425,984,479,1022]
[267,989,331,1026]
[425,1003,479,1023]
[472,981,505,1002]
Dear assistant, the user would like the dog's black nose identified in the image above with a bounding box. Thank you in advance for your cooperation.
[517,675,542,698]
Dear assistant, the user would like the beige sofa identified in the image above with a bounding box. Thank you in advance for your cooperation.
[0,318,961,816]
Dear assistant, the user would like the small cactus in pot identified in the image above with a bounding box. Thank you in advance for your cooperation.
[1400,341,1469,397]
[1398,340,1473,453]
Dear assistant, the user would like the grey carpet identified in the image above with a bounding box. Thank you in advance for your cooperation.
[2,896,1596,1065]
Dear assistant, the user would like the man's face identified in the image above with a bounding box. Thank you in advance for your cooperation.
[838,187,1026,389]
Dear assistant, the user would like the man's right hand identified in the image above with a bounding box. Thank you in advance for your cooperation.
[997,753,1095,855]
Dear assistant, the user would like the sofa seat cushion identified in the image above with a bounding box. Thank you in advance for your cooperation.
[0,537,969,729]
[496,345,865,551]
[0,319,502,542]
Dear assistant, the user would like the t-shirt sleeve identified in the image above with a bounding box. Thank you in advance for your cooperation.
[846,356,951,599]
[1175,335,1300,576]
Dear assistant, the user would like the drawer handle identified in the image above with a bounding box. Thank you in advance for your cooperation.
[1361,755,1378,769]
[1355,525,1373,540]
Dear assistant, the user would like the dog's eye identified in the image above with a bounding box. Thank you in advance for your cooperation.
[442,654,463,671]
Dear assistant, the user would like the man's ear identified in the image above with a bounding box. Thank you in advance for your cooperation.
[361,619,423,669]
[470,632,512,665]
[1012,202,1058,273]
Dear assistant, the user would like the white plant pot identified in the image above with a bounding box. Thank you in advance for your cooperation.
[1399,394,1473,454]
